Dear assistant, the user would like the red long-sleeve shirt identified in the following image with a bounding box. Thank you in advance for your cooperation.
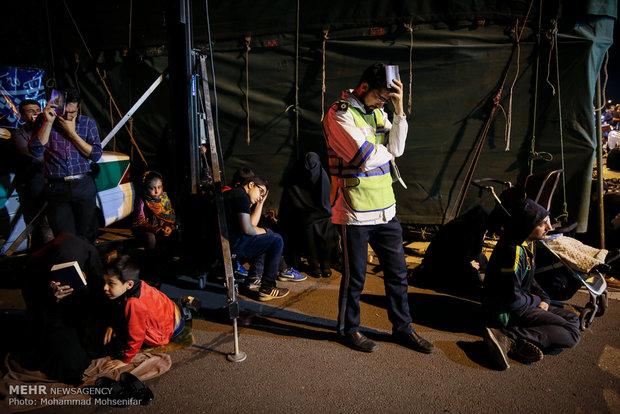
[119,281,176,363]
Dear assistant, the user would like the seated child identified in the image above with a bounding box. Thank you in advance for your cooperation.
[225,168,304,284]
[224,176,304,301]
[132,170,178,249]
[102,255,198,370]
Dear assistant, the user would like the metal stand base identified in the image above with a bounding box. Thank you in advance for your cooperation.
[227,351,247,363]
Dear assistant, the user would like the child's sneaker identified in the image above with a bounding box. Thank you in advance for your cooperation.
[234,262,249,278]
[278,267,307,282]
[258,286,290,301]
[245,277,262,292]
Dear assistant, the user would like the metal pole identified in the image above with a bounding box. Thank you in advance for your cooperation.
[100,72,167,148]
[198,55,246,362]
[595,76,605,249]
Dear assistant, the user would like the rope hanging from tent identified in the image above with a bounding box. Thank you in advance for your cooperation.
[448,65,512,221]
[321,29,329,121]
[550,20,569,223]
[450,0,542,218]
[404,20,414,115]
[505,0,535,151]
[528,0,552,173]
[109,95,115,151]
[245,35,252,145]
[448,0,536,221]
[60,0,148,165]
[44,0,57,88]
[128,0,133,51]
[527,15,569,223]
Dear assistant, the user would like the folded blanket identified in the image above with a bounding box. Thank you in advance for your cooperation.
[0,352,171,412]
[544,235,608,273]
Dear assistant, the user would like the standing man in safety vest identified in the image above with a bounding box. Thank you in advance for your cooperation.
[322,62,434,354]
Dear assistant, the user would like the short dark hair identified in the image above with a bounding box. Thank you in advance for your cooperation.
[104,254,140,283]
[65,88,81,105]
[232,167,255,187]
[245,175,269,191]
[18,99,40,115]
[357,62,388,91]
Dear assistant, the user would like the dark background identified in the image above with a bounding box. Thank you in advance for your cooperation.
[1,0,617,230]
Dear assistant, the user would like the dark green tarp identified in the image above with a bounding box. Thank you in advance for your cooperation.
[4,0,616,231]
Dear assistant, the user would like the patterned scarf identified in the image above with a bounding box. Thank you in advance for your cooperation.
[145,191,176,228]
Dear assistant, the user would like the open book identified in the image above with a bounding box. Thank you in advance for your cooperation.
[50,261,87,291]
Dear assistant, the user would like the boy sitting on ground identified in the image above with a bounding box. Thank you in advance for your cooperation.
[101,255,199,370]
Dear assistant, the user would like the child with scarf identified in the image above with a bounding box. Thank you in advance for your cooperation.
[132,171,177,249]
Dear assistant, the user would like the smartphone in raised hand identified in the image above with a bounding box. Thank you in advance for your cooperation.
[49,89,66,116]
[385,65,400,92]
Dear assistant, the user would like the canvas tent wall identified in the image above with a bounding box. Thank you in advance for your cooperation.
[3,0,616,231]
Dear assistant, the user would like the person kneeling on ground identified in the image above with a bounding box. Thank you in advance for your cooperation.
[101,255,199,370]
[482,199,581,370]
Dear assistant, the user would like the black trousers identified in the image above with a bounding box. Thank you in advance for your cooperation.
[338,217,413,335]
[45,175,98,243]
[15,169,54,248]
[503,305,581,350]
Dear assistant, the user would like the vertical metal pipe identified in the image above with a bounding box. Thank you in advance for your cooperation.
[595,76,605,249]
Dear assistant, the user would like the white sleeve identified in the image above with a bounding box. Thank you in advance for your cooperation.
[385,114,408,158]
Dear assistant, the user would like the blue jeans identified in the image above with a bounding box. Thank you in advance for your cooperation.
[339,217,413,335]
[231,231,284,288]
[246,229,287,277]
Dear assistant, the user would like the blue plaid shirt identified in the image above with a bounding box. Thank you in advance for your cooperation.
[29,114,102,179]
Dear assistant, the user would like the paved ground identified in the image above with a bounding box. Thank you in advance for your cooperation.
[4,253,618,414]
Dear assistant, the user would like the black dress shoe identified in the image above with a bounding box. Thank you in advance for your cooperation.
[395,331,435,354]
[343,331,378,353]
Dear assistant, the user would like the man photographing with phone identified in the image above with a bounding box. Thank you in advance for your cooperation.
[322,62,434,354]
[29,88,102,243]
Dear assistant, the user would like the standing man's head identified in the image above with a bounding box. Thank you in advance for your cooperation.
[353,63,391,111]
[18,99,41,125]
[64,88,81,122]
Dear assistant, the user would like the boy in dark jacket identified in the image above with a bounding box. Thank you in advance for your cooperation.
[101,255,196,370]
[482,199,581,370]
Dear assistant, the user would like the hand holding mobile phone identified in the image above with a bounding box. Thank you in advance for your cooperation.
[49,89,67,116]
[385,65,400,92]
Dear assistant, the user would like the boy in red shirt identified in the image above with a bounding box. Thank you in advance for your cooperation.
[102,255,197,370]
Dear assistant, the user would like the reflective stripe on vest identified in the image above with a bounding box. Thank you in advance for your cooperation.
[328,106,395,212]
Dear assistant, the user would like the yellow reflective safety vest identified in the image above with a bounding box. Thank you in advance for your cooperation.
[328,105,395,213]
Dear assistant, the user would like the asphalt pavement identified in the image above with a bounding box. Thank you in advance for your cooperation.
[20,259,620,414]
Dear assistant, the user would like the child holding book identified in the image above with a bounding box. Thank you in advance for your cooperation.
[101,255,198,370]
